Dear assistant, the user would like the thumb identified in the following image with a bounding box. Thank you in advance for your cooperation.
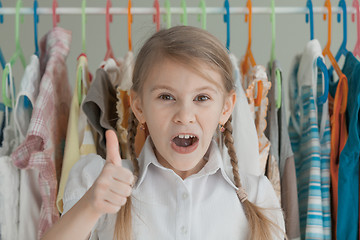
[105,130,122,167]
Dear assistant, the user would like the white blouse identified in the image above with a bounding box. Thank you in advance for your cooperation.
[63,137,285,240]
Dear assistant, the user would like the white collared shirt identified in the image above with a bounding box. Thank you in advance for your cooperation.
[63,137,285,240]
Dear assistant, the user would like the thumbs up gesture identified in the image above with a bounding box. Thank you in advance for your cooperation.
[86,130,135,215]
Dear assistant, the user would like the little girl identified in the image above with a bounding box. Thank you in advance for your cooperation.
[42,26,285,240]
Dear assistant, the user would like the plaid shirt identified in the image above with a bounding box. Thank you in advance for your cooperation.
[12,27,72,238]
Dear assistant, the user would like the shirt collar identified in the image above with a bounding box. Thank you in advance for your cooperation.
[134,137,237,190]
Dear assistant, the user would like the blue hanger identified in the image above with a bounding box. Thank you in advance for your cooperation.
[328,0,348,79]
[223,0,230,50]
[306,0,329,105]
[33,0,39,57]
[0,0,6,69]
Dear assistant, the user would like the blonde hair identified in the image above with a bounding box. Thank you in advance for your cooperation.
[114,26,283,240]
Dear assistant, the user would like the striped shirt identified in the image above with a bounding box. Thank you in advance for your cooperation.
[288,40,331,239]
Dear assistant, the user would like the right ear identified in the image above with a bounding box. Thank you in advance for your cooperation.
[130,89,146,124]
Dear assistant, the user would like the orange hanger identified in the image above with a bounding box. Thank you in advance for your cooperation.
[322,0,347,114]
[241,0,261,106]
[104,0,115,60]
[128,0,133,51]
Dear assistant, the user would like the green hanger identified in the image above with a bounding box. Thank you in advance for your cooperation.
[181,0,187,26]
[2,0,26,108]
[270,0,281,109]
[198,0,206,30]
[163,0,171,29]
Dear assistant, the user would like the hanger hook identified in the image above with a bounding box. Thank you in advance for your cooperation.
[105,0,112,55]
[33,0,39,57]
[337,0,347,48]
[223,0,230,50]
[52,0,60,28]
[0,0,3,24]
[181,0,187,26]
[163,0,171,29]
[127,0,133,51]
[245,0,252,52]
[15,0,23,52]
[323,0,332,51]
[81,0,86,53]
[306,0,314,40]
[270,0,276,63]
[198,0,207,30]
[153,0,160,32]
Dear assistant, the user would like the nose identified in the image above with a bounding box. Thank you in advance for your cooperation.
[173,101,196,125]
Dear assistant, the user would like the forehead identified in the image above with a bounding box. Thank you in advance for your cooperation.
[144,59,224,92]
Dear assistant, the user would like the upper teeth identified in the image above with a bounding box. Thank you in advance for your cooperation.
[178,134,195,139]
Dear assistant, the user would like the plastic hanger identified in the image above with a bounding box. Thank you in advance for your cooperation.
[198,0,206,30]
[33,0,39,57]
[352,0,360,57]
[2,0,26,108]
[153,0,160,32]
[328,0,348,79]
[181,0,187,26]
[128,0,133,51]
[163,0,171,29]
[306,0,329,105]
[52,0,60,28]
[241,0,261,107]
[322,0,348,114]
[104,0,115,60]
[270,0,281,109]
[0,0,5,70]
[223,0,230,50]
[81,0,86,53]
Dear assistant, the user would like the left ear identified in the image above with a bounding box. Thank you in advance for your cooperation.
[219,90,236,124]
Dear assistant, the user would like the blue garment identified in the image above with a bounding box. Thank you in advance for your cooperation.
[337,52,360,239]
[288,40,331,239]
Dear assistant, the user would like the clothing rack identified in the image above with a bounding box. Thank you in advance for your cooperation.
[0,7,357,16]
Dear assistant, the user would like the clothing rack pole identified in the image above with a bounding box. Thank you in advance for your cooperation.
[0,7,357,16]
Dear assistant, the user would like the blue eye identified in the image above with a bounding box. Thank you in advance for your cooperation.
[159,94,174,100]
[194,95,210,101]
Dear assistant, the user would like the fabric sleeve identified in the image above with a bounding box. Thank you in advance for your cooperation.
[62,153,106,239]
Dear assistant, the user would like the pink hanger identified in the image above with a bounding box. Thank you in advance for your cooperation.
[352,0,360,57]
[52,0,60,28]
[104,0,115,60]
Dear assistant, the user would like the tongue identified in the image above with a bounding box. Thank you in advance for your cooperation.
[173,137,193,147]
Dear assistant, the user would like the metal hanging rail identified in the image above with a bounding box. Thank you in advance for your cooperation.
[0,7,357,16]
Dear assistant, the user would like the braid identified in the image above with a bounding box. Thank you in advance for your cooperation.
[113,111,140,240]
[223,115,286,240]
[127,111,140,177]
[223,115,241,188]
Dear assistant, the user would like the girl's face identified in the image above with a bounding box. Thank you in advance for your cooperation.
[131,60,235,179]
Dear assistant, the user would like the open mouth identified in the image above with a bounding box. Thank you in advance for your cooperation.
[172,134,199,147]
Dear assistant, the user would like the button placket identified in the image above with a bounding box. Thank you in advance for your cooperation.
[175,179,191,239]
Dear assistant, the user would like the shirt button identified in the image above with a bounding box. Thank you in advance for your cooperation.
[181,226,187,234]
[182,192,188,200]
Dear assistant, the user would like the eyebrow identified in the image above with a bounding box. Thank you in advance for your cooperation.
[150,85,218,94]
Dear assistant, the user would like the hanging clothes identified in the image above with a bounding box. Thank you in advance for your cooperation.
[266,60,300,240]
[220,53,260,177]
[239,59,281,200]
[288,39,331,239]
[11,27,72,238]
[0,65,20,240]
[336,52,360,239]
[13,54,42,240]
[82,68,118,159]
[56,54,96,214]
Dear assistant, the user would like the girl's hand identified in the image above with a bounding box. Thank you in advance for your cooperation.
[86,130,134,215]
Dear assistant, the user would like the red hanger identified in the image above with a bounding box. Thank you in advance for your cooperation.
[52,0,60,28]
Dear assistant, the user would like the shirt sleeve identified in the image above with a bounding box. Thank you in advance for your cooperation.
[62,153,106,239]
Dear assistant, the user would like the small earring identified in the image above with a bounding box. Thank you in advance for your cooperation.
[219,123,225,133]
[139,123,146,131]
